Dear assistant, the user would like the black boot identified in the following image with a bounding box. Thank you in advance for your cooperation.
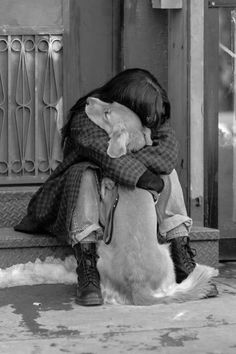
[170,236,197,283]
[170,236,218,297]
[73,242,103,306]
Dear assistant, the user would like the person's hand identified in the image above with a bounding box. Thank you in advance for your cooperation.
[137,170,164,193]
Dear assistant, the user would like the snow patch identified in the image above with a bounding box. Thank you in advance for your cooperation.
[0,256,77,288]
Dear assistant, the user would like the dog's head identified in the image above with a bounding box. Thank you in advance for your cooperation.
[85,97,152,158]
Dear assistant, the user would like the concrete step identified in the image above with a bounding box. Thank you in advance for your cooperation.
[0,226,219,269]
[0,187,38,228]
[189,226,219,268]
[0,228,73,268]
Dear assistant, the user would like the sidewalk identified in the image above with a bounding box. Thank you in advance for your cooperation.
[0,262,236,354]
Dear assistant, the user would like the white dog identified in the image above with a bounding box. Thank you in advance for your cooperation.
[86,97,218,305]
[85,97,152,158]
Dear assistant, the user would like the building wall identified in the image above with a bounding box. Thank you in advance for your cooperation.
[123,0,168,90]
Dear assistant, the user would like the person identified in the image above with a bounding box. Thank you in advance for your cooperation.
[14,68,218,306]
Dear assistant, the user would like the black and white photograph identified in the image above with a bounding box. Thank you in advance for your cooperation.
[0,0,235,353]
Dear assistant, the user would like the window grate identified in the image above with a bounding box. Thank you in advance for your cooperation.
[0,34,63,184]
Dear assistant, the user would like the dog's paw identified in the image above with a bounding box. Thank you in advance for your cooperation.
[100,178,116,201]
[102,177,116,190]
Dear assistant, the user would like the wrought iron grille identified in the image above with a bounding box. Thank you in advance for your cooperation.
[0,34,63,184]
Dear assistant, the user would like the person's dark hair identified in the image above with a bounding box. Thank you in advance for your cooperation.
[61,68,170,145]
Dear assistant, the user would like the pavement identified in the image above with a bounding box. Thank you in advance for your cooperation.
[0,262,236,354]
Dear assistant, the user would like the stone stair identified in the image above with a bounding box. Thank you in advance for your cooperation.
[0,227,73,268]
[188,226,219,268]
[0,187,72,268]
[0,186,37,228]
[0,188,220,269]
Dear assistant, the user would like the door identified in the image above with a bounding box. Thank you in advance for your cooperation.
[0,0,120,185]
[205,0,236,260]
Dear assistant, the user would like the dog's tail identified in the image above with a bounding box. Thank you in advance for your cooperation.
[133,264,218,305]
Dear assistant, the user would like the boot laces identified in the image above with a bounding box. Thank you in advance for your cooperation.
[181,237,196,271]
[79,249,100,287]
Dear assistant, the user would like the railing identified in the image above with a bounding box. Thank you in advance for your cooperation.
[0,33,63,184]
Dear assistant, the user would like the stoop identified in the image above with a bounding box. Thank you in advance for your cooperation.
[189,226,219,268]
[0,228,73,268]
[0,226,220,269]
[0,187,73,269]
[0,188,220,269]
[0,187,37,228]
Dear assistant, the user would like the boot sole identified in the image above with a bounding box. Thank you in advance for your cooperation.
[75,295,103,306]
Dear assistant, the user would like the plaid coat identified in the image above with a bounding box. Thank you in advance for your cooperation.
[14,110,179,243]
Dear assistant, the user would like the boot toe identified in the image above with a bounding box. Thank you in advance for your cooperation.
[76,284,103,306]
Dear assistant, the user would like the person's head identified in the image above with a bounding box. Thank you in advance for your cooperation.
[62,68,170,142]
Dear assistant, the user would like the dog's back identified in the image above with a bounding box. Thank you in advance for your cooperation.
[98,184,218,306]
[98,186,176,305]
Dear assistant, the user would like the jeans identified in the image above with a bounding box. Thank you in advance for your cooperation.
[69,168,192,246]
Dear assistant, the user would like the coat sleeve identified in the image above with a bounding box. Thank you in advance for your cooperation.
[67,112,178,187]
[69,112,147,188]
[132,121,179,175]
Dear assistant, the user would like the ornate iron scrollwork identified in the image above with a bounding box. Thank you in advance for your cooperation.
[0,34,63,183]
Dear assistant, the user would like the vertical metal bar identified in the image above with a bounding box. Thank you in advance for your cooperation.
[7,35,12,179]
[22,35,25,172]
[35,34,38,177]
[48,43,51,172]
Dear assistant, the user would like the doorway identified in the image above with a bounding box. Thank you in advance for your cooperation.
[218,5,236,259]
[205,0,236,260]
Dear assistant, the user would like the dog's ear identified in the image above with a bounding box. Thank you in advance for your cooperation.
[107,125,129,158]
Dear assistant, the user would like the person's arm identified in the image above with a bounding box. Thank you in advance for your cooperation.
[133,120,179,175]
[68,112,178,189]
[69,112,148,188]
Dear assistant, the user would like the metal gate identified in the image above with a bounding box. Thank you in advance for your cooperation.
[0,33,63,184]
